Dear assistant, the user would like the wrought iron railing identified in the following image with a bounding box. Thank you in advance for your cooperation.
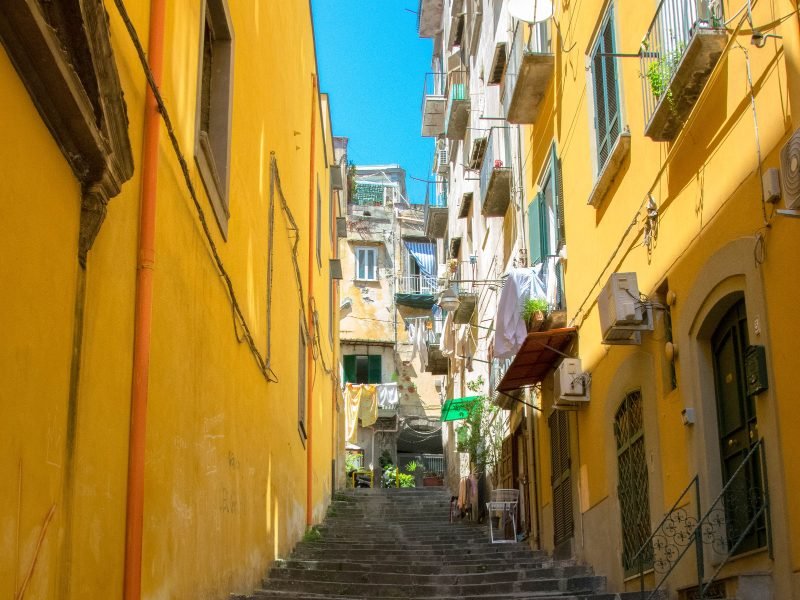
[396,274,438,295]
[634,438,770,599]
[639,0,724,129]
[422,453,445,476]
[479,126,512,202]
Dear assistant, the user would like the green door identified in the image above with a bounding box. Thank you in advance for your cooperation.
[711,299,766,553]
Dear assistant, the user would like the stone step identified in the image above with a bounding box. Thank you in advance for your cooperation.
[268,565,592,586]
[271,558,563,576]
[259,573,606,598]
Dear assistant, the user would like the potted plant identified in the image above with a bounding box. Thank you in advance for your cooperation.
[422,471,444,487]
[521,297,549,332]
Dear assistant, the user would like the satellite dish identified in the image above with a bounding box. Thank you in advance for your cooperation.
[508,0,553,23]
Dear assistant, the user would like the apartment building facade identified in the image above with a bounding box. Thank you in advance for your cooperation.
[0,2,342,598]
[419,0,800,597]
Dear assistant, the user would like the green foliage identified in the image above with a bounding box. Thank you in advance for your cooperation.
[646,43,685,102]
[456,383,503,474]
[404,460,421,474]
[382,465,415,488]
[466,376,484,393]
[521,297,549,322]
[345,453,362,472]
[303,526,322,543]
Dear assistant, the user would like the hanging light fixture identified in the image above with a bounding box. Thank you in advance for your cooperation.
[438,287,461,312]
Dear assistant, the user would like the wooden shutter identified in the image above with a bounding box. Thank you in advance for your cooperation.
[343,355,356,383]
[368,355,382,384]
[527,192,545,265]
[549,410,573,546]
[592,9,621,171]
[551,145,566,247]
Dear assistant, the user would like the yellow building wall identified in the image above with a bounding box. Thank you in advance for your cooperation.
[521,0,800,591]
[0,1,340,599]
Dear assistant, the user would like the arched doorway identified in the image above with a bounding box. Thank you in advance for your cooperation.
[710,297,767,554]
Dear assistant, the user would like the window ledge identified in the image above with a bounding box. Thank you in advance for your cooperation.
[587,130,631,208]
[354,278,379,283]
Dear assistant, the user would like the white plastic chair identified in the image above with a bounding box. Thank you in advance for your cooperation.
[486,488,519,543]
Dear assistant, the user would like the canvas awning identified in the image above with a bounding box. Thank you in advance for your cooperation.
[496,328,577,393]
[441,395,481,422]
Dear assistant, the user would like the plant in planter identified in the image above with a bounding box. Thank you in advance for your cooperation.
[521,297,549,332]
[422,471,444,486]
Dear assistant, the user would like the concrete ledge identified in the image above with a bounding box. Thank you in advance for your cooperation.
[587,131,631,208]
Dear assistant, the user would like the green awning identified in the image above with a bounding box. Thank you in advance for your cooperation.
[441,396,481,422]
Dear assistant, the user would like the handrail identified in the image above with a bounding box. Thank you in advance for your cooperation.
[635,438,770,600]
[633,475,702,599]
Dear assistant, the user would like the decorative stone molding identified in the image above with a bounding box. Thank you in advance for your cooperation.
[0,0,134,264]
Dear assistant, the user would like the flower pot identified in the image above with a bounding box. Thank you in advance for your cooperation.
[543,310,567,331]
[526,310,545,333]
[423,475,443,487]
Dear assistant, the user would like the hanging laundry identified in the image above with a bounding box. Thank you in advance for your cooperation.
[376,383,399,409]
[441,310,456,357]
[495,268,535,359]
[358,384,378,427]
[344,384,362,444]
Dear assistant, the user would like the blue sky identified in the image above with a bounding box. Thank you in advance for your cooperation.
[312,0,433,204]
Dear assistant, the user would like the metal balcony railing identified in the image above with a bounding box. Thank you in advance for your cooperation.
[396,274,438,295]
[640,0,725,135]
[445,69,470,139]
[479,127,513,216]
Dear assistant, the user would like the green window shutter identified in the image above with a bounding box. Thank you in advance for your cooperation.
[343,355,356,383]
[368,355,382,384]
[551,145,566,247]
[528,192,544,265]
[592,8,621,171]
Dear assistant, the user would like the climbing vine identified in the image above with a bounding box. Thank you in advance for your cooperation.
[455,376,504,474]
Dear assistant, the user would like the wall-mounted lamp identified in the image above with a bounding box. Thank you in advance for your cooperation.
[681,407,695,426]
[438,287,461,312]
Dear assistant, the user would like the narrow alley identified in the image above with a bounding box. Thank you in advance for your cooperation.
[2,0,800,599]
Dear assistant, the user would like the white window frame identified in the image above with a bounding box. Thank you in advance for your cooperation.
[355,246,378,281]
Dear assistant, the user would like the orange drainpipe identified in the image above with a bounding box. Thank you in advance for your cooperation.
[306,74,318,527]
[124,0,165,598]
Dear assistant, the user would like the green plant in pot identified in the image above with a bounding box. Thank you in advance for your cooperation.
[521,297,549,332]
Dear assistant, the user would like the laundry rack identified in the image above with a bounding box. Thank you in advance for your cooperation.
[486,488,519,544]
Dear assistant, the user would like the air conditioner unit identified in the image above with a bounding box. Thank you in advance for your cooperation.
[597,272,653,345]
[779,128,800,209]
[554,358,589,405]
[437,147,449,174]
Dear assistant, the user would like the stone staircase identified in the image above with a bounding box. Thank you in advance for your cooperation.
[249,488,649,600]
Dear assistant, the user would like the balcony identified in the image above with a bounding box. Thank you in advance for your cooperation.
[395,274,438,308]
[444,70,470,140]
[418,0,444,38]
[424,188,448,239]
[504,21,554,124]
[479,127,513,217]
[640,0,727,141]
[421,72,446,137]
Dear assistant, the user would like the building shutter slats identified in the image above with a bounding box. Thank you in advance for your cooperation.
[368,355,382,384]
[550,411,573,546]
[343,355,357,383]
[528,192,545,265]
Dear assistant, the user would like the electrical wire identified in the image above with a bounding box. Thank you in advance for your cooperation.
[112,0,278,382]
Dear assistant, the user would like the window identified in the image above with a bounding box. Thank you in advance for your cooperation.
[615,390,651,574]
[195,0,234,238]
[590,7,622,173]
[527,143,566,309]
[298,324,307,441]
[343,355,382,384]
[355,247,377,280]
[316,182,322,268]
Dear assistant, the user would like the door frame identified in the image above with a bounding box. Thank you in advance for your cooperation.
[677,239,784,577]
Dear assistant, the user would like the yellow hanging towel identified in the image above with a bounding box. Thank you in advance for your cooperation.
[358,384,378,427]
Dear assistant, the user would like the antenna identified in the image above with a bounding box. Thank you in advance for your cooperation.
[507,0,553,23]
